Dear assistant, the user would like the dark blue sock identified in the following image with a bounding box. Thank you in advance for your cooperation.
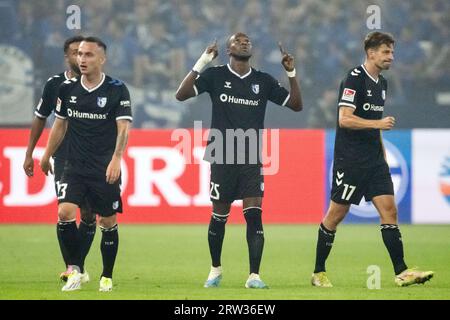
[381,224,408,275]
[314,223,336,273]
[100,224,119,278]
[244,208,264,274]
[208,213,228,267]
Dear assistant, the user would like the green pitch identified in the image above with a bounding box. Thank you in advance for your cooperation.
[0,224,449,300]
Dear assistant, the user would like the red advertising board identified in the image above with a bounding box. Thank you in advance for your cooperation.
[0,129,325,224]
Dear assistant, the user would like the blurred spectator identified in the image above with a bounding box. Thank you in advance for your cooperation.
[104,19,138,84]
[2,0,449,128]
[307,87,338,128]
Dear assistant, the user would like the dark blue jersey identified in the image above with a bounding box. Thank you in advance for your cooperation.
[55,74,132,177]
[194,64,290,165]
[334,65,388,168]
[34,72,71,160]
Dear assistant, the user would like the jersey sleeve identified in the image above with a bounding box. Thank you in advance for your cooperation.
[193,67,214,95]
[54,83,68,120]
[266,75,290,107]
[338,74,362,109]
[115,84,132,122]
[34,78,58,118]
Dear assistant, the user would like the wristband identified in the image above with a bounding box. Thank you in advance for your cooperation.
[192,51,215,73]
[286,68,296,78]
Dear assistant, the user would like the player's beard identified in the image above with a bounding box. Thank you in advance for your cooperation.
[230,52,252,62]
[70,62,81,76]
[377,61,391,70]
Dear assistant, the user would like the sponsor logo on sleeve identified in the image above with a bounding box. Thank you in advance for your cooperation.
[56,97,62,112]
[120,100,131,107]
[342,88,356,102]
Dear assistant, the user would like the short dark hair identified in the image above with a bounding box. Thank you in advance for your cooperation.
[226,32,249,48]
[364,32,395,52]
[63,35,85,53]
[83,36,107,52]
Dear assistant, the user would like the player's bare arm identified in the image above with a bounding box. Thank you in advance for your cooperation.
[339,106,395,130]
[23,117,47,177]
[279,43,303,112]
[106,119,130,184]
[40,118,68,175]
[175,40,218,101]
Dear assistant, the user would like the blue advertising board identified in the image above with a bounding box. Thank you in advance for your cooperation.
[325,130,412,223]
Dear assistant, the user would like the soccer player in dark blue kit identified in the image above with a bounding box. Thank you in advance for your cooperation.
[23,36,96,284]
[176,32,303,289]
[40,37,132,292]
[311,32,433,288]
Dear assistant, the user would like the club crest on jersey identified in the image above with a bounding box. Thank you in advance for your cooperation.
[251,84,260,94]
[382,90,386,100]
[97,97,107,108]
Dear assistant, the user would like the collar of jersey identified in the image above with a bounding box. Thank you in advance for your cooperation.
[361,64,379,84]
[227,64,252,79]
[81,73,106,93]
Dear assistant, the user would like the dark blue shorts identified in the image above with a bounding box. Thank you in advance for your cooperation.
[330,162,394,205]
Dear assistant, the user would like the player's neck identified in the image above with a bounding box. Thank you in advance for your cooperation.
[66,70,79,79]
[81,72,104,89]
[363,62,380,81]
[229,60,251,76]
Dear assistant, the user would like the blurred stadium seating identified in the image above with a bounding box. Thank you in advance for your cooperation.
[0,0,449,128]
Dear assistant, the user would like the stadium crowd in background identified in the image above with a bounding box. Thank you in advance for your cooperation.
[1,0,449,128]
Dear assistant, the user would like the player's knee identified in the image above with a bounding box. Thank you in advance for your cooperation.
[211,212,229,224]
[243,197,262,209]
[323,214,344,230]
[98,215,117,229]
[80,207,96,225]
[212,201,231,216]
[58,205,76,221]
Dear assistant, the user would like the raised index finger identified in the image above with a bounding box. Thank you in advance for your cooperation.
[278,42,286,55]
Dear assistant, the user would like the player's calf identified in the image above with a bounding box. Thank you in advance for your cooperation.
[244,207,264,275]
[208,212,228,269]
